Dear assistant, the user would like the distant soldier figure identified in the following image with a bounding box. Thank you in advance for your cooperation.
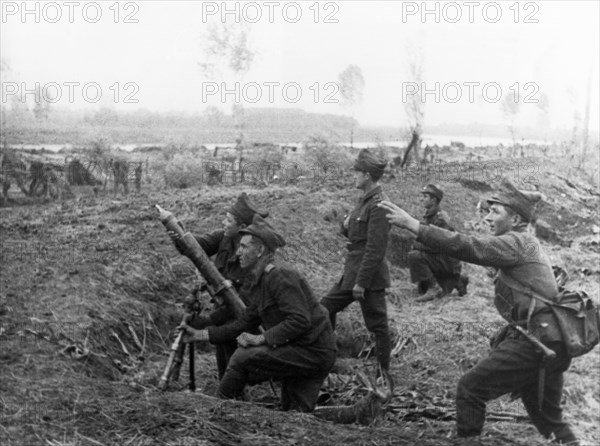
[380,178,579,445]
[168,193,269,380]
[180,215,337,412]
[1,149,29,202]
[320,149,393,390]
[134,161,143,193]
[408,184,469,302]
[111,159,129,195]
[206,164,222,186]
[28,161,47,197]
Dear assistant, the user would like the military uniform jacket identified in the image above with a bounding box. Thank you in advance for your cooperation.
[208,262,337,350]
[340,185,391,291]
[413,204,454,253]
[417,224,562,343]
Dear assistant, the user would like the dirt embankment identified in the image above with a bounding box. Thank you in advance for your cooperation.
[1,151,599,446]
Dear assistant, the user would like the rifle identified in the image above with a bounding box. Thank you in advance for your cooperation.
[512,324,556,410]
[158,293,202,391]
[155,205,249,391]
[157,316,187,391]
[512,325,556,361]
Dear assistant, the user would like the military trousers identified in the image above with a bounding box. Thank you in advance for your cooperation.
[456,337,577,444]
[218,342,336,412]
[321,284,391,370]
[408,249,461,293]
[215,341,237,381]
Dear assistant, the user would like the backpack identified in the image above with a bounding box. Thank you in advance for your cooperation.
[532,289,600,357]
[502,267,599,358]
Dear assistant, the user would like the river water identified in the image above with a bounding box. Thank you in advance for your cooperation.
[9,134,551,153]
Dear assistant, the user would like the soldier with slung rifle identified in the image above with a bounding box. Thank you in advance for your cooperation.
[379,178,578,445]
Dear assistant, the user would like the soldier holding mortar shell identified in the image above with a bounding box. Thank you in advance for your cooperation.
[166,193,269,380]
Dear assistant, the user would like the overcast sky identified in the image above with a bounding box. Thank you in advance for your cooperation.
[2,1,599,132]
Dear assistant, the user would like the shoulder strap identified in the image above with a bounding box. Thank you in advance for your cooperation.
[500,272,556,327]
[500,272,555,305]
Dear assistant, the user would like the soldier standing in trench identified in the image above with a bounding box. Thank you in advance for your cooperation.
[320,149,394,391]
[168,192,269,380]
[379,178,578,445]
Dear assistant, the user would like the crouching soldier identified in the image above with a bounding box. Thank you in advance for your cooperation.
[180,215,337,412]
[379,178,579,445]
[408,184,469,302]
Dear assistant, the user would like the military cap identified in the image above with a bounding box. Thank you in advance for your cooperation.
[487,178,542,223]
[420,184,444,202]
[239,214,286,251]
[352,149,388,181]
[228,192,269,226]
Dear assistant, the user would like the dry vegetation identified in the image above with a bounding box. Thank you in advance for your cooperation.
[1,143,599,446]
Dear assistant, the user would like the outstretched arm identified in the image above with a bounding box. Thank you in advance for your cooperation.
[378,201,420,234]
[378,201,536,268]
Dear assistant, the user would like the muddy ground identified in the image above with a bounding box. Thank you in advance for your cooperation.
[1,149,599,446]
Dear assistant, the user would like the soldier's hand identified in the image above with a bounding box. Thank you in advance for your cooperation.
[177,323,209,343]
[237,332,266,347]
[343,214,350,230]
[378,201,419,232]
[167,230,181,243]
[352,284,365,301]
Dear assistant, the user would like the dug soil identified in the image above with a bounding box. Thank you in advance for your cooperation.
[1,155,599,446]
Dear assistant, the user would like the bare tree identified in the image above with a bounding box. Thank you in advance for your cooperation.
[199,21,255,149]
[501,92,520,157]
[536,93,550,156]
[566,86,581,159]
[0,59,9,126]
[580,61,593,168]
[33,84,53,122]
[338,65,365,148]
[536,93,550,130]
[401,46,425,167]
[1,60,31,126]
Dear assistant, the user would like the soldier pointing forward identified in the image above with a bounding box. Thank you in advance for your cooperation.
[378,178,578,445]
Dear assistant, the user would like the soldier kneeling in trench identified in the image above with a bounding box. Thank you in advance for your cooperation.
[179,215,337,412]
